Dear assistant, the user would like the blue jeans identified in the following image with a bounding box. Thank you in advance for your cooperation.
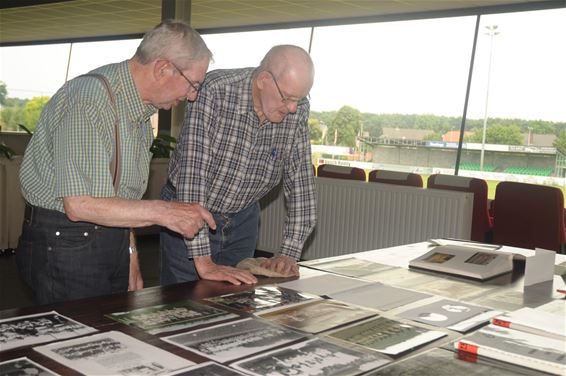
[160,202,260,285]
[16,204,130,305]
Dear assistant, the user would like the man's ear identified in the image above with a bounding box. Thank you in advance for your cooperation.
[256,71,268,90]
[153,59,170,81]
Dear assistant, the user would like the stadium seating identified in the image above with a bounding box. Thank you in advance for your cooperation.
[316,164,366,181]
[427,174,493,242]
[503,166,553,176]
[368,169,423,187]
[492,181,565,252]
[459,162,497,172]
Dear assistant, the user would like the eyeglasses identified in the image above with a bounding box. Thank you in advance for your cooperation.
[171,62,201,93]
[266,70,307,105]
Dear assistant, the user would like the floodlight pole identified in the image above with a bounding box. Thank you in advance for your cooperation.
[480,25,499,171]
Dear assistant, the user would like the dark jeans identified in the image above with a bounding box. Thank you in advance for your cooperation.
[16,204,129,305]
[160,202,260,285]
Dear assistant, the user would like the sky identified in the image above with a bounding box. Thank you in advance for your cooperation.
[1,7,565,123]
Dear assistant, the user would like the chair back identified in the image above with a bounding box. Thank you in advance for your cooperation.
[368,170,423,187]
[427,174,492,242]
[317,164,366,181]
[492,181,564,252]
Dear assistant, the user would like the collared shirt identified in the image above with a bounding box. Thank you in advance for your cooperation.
[164,68,316,259]
[20,61,156,212]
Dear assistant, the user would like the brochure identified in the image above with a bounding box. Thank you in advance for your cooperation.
[409,245,513,280]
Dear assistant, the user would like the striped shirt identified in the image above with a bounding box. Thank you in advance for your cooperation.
[163,68,316,259]
[20,61,156,212]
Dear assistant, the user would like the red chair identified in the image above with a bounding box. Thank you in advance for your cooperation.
[316,164,366,181]
[492,181,565,252]
[427,174,493,242]
[368,170,423,188]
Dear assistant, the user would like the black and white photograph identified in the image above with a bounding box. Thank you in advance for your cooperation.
[167,361,248,376]
[327,316,446,356]
[259,299,377,334]
[205,286,320,313]
[0,311,97,351]
[106,300,239,334]
[161,318,305,363]
[376,347,540,376]
[231,338,390,376]
[397,299,492,328]
[0,357,60,376]
[34,330,193,375]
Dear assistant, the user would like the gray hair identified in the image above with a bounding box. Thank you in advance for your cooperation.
[134,19,212,69]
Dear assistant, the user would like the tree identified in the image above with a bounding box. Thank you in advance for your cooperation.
[308,118,323,144]
[327,105,361,147]
[21,96,49,132]
[466,124,522,145]
[554,131,566,154]
[0,81,7,106]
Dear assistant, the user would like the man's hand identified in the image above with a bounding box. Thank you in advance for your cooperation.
[128,251,144,291]
[194,256,258,285]
[161,202,216,239]
[259,255,299,277]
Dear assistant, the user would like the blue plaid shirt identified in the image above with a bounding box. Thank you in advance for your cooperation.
[163,68,316,259]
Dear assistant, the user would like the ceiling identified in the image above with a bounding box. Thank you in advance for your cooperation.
[0,0,562,46]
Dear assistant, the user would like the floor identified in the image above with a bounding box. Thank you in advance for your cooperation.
[1,234,272,311]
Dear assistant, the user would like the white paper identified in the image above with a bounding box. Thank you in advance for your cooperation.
[524,248,555,286]
[278,274,373,296]
[34,330,193,375]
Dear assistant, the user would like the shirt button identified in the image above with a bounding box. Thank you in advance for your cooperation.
[47,246,52,251]
[84,232,89,237]
[55,231,60,236]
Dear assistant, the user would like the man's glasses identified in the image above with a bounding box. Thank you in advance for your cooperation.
[266,70,308,105]
[171,63,201,93]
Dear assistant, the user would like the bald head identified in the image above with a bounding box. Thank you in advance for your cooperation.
[259,45,315,93]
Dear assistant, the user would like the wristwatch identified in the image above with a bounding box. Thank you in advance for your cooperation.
[129,246,137,254]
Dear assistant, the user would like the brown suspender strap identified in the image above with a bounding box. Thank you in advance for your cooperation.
[80,73,121,193]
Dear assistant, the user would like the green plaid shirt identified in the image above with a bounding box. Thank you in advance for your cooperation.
[20,61,156,212]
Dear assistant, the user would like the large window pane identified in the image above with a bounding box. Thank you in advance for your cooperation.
[462,8,566,198]
[308,17,476,182]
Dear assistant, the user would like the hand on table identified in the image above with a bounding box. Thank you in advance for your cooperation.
[194,256,258,285]
[259,255,299,277]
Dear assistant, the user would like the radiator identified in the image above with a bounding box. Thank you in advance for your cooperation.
[257,177,473,260]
